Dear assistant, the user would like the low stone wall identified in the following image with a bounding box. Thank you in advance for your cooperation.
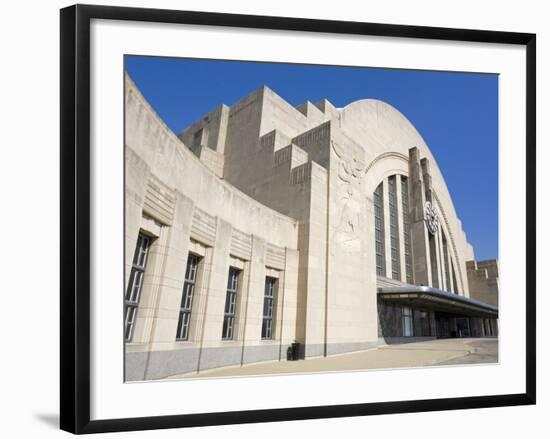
[126,344,286,381]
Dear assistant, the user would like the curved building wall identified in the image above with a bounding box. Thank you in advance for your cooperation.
[339,99,474,296]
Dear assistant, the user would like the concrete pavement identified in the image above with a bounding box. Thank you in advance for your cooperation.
[166,338,498,380]
[435,339,499,365]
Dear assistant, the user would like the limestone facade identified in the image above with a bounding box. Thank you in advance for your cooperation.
[124,74,498,381]
[467,260,499,306]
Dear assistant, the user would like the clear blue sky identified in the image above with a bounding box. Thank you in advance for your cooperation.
[125,56,498,261]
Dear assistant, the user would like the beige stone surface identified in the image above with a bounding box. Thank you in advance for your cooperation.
[467,260,499,306]
[166,338,498,379]
[125,76,301,360]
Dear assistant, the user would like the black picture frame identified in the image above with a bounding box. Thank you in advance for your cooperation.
[60,4,536,434]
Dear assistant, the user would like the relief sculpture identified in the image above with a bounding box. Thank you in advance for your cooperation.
[331,140,365,253]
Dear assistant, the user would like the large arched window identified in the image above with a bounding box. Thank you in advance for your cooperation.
[373,174,413,283]
[373,173,463,293]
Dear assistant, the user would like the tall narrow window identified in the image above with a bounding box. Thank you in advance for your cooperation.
[401,177,413,283]
[176,254,200,341]
[442,232,451,291]
[418,311,431,336]
[125,233,150,342]
[262,277,277,339]
[429,234,439,288]
[388,176,401,280]
[222,267,240,340]
[402,306,414,337]
[374,182,386,276]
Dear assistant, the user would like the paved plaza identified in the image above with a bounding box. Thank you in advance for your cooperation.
[167,338,498,379]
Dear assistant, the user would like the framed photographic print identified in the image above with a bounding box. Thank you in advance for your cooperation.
[60,4,536,434]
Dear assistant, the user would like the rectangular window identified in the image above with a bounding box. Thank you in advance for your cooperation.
[222,267,240,340]
[401,177,413,283]
[402,306,414,337]
[388,176,401,280]
[418,310,431,336]
[429,234,439,288]
[261,277,277,339]
[442,232,452,291]
[176,254,200,341]
[374,182,386,276]
[125,233,150,342]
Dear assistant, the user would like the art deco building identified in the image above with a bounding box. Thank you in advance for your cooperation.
[124,74,498,381]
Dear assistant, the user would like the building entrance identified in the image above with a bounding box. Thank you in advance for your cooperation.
[435,313,472,338]
[434,313,494,338]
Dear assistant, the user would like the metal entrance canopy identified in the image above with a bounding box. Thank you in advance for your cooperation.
[378,285,498,318]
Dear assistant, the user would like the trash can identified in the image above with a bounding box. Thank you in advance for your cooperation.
[292,342,300,360]
[286,345,293,361]
[287,342,301,361]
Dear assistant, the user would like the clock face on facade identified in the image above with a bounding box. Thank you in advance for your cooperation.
[424,201,439,235]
